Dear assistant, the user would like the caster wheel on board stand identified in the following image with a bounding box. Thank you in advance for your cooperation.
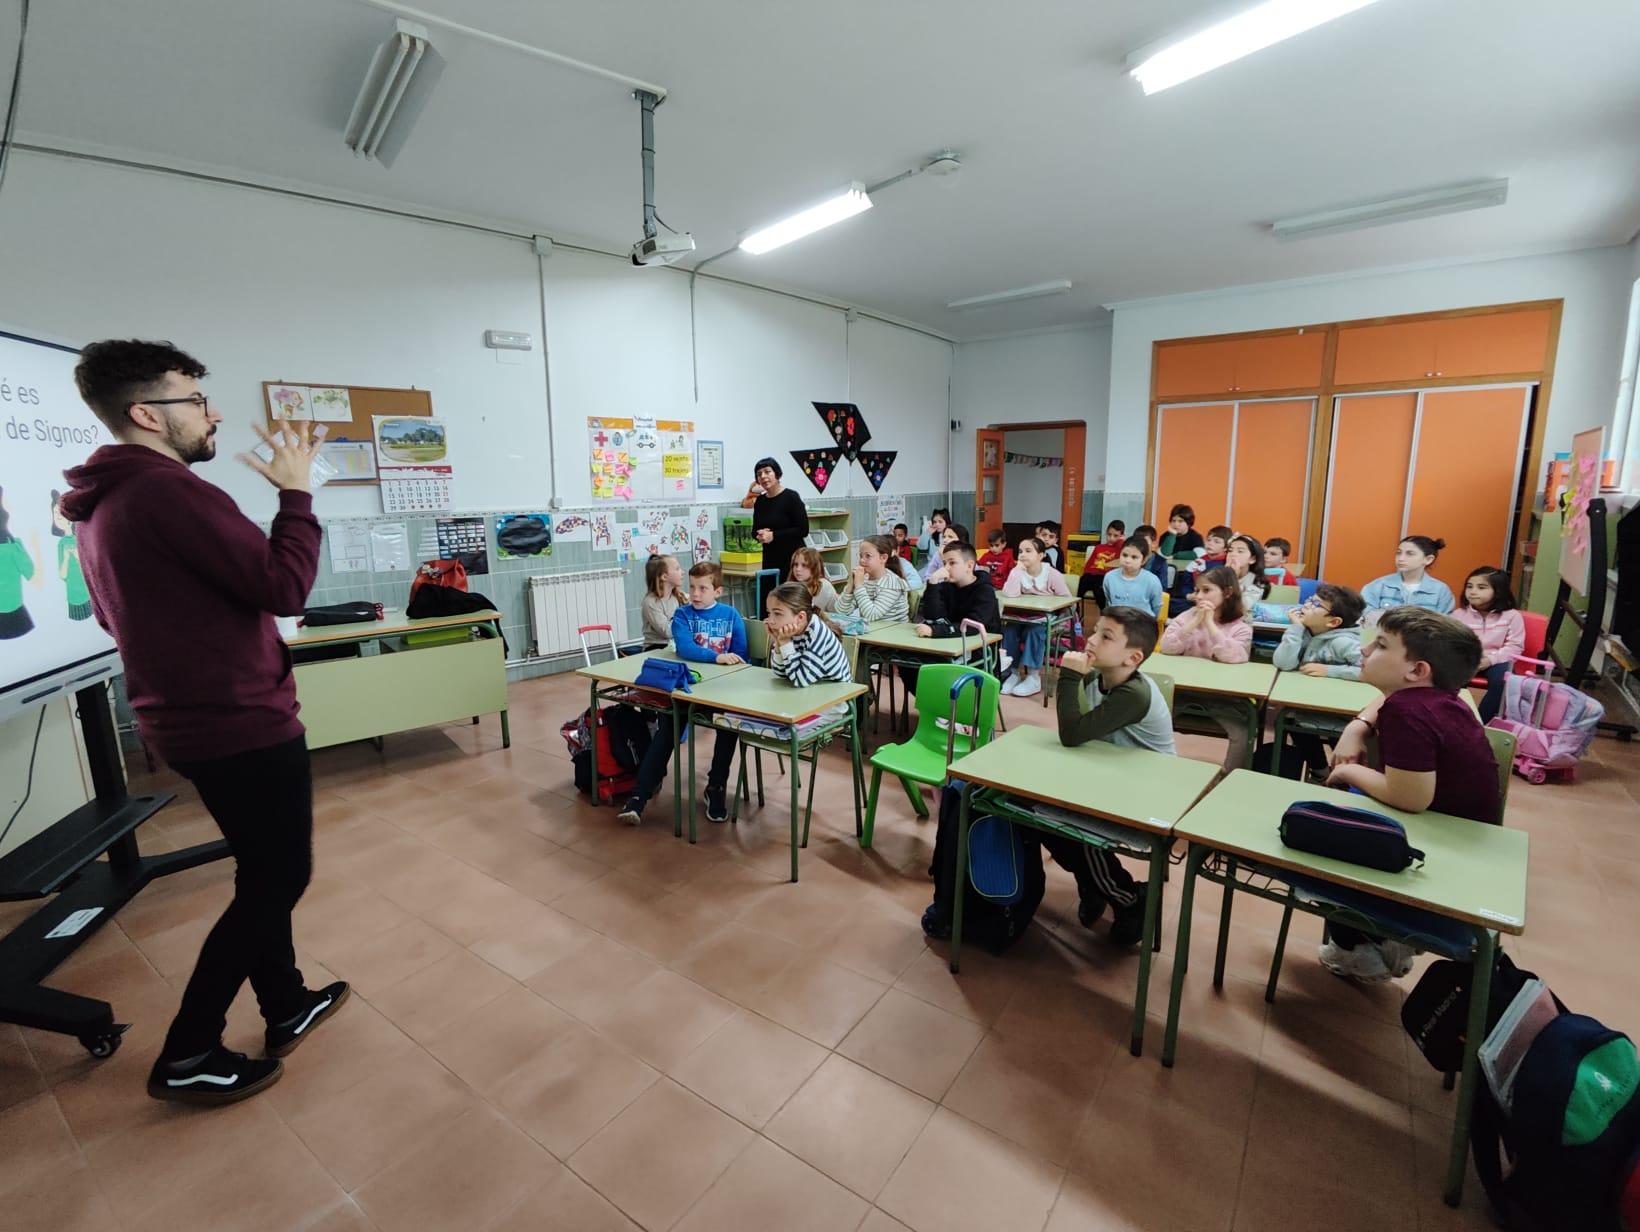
[79,1024,129,1059]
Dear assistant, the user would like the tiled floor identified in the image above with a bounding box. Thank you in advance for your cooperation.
[3,672,1638,1232]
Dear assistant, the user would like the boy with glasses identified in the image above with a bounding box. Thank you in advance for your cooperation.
[63,340,346,1105]
[1258,583,1366,779]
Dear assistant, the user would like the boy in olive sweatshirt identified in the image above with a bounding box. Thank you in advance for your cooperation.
[1041,606,1176,945]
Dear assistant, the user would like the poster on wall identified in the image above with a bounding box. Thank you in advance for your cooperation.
[812,402,872,460]
[435,515,489,575]
[587,416,697,504]
[791,446,844,493]
[494,513,553,560]
[697,440,724,489]
[327,522,372,574]
[876,494,907,534]
[552,513,591,544]
[370,522,410,572]
[857,450,897,492]
[1559,426,1605,595]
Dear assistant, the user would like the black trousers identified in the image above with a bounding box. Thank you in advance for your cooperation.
[163,735,313,1058]
[632,713,737,803]
[1037,831,1140,908]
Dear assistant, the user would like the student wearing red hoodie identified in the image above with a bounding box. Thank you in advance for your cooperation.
[63,339,347,1106]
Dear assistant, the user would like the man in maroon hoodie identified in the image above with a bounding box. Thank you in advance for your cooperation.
[63,339,347,1105]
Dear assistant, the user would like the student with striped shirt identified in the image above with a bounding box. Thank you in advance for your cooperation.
[766,582,854,686]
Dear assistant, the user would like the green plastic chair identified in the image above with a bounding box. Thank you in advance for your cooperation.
[745,619,770,666]
[860,664,1000,849]
[1267,584,1301,606]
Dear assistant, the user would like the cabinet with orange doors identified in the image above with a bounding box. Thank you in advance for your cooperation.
[1153,331,1326,398]
[1331,309,1553,386]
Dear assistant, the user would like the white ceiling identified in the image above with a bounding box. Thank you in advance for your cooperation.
[8,0,1640,338]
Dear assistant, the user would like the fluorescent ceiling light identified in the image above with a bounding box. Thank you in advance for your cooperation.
[1128,0,1382,95]
[343,19,447,166]
[946,280,1073,310]
[1271,179,1509,240]
[739,184,872,255]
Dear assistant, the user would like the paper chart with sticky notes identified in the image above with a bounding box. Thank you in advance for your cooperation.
[587,416,696,505]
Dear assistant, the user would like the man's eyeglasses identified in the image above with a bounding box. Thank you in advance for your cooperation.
[128,394,210,413]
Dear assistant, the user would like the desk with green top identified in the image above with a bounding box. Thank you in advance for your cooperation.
[1160,770,1528,1206]
[674,669,867,882]
[857,620,1003,733]
[947,726,1219,1056]
[1146,654,1277,762]
[286,610,509,751]
[1268,672,1478,764]
[999,594,1078,705]
[574,651,753,832]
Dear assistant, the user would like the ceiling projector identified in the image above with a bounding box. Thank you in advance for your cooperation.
[631,233,696,266]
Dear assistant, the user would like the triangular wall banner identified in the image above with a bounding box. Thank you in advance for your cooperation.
[812,402,872,460]
[856,450,897,492]
[791,447,844,492]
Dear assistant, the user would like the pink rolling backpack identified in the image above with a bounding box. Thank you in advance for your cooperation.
[1486,674,1604,785]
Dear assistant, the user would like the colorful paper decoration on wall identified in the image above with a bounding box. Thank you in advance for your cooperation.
[856,450,897,491]
[812,402,872,460]
[791,447,845,492]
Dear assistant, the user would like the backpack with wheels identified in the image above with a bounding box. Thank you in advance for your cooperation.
[565,705,652,803]
[925,780,1045,955]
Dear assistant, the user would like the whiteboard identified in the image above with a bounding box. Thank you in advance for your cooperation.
[1558,425,1605,595]
[0,328,121,721]
[586,416,697,505]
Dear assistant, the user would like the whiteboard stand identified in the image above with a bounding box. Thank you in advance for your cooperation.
[1544,497,1637,740]
[0,686,227,1057]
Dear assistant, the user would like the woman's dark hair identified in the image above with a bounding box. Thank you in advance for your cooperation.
[754,456,783,480]
[0,486,10,541]
[1195,565,1245,623]
[74,339,208,434]
[1460,566,1518,612]
[1228,534,1270,598]
[1402,534,1446,559]
[50,490,67,538]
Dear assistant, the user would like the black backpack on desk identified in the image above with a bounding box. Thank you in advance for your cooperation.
[405,586,508,654]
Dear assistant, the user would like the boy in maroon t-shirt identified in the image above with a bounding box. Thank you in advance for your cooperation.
[1319,606,1499,983]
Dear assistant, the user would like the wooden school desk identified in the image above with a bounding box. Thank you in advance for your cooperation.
[946,726,1219,1057]
[999,593,1078,706]
[674,669,867,882]
[286,610,509,751]
[1268,672,1479,758]
[574,651,754,830]
[1146,654,1277,763]
[857,620,1002,734]
[1160,770,1528,1207]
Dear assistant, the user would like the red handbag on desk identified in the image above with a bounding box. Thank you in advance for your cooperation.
[409,559,468,598]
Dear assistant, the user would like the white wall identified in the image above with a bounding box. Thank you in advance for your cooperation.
[1106,246,1637,490]
[1001,428,1065,521]
[0,152,954,519]
[950,322,1111,489]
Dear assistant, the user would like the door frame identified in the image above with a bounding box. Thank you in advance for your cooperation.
[978,420,1086,542]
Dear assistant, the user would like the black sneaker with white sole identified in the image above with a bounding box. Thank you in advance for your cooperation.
[147,1047,283,1105]
[265,981,351,1059]
[617,796,645,825]
[705,785,729,823]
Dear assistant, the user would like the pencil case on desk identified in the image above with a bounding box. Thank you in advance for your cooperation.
[1279,801,1425,872]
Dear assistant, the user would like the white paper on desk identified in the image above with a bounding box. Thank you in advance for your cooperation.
[327,521,372,574]
[371,522,410,572]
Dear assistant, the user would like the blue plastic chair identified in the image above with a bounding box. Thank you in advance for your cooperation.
[1297,577,1322,605]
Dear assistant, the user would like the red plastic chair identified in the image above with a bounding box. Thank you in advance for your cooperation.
[1469,610,1549,687]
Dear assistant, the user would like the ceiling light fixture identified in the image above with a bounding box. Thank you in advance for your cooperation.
[342,18,447,165]
[946,280,1073,310]
[1271,179,1510,240]
[738,183,873,256]
[1127,0,1382,95]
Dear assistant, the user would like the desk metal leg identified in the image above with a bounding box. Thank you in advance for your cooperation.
[672,699,684,839]
[1213,858,1237,989]
[788,728,801,883]
[500,709,511,749]
[1445,928,1494,1207]
[686,714,698,844]
[949,783,973,974]
[849,707,864,840]
[1131,840,1169,1057]
[1161,843,1208,1068]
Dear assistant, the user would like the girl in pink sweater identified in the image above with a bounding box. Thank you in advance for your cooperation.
[1159,566,1254,767]
[1000,537,1072,697]
[1453,567,1525,722]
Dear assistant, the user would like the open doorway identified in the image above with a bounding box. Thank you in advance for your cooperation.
[974,420,1086,558]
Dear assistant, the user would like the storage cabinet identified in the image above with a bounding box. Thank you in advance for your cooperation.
[1154,331,1324,398]
[1333,310,1553,386]
[1151,399,1315,546]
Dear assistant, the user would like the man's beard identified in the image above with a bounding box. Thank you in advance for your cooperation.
[166,421,216,464]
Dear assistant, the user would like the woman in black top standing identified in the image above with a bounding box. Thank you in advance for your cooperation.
[741,457,809,580]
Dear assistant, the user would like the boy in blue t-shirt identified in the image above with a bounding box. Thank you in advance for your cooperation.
[620,562,747,826]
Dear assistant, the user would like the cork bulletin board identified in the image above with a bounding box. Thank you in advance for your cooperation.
[261,381,433,486]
